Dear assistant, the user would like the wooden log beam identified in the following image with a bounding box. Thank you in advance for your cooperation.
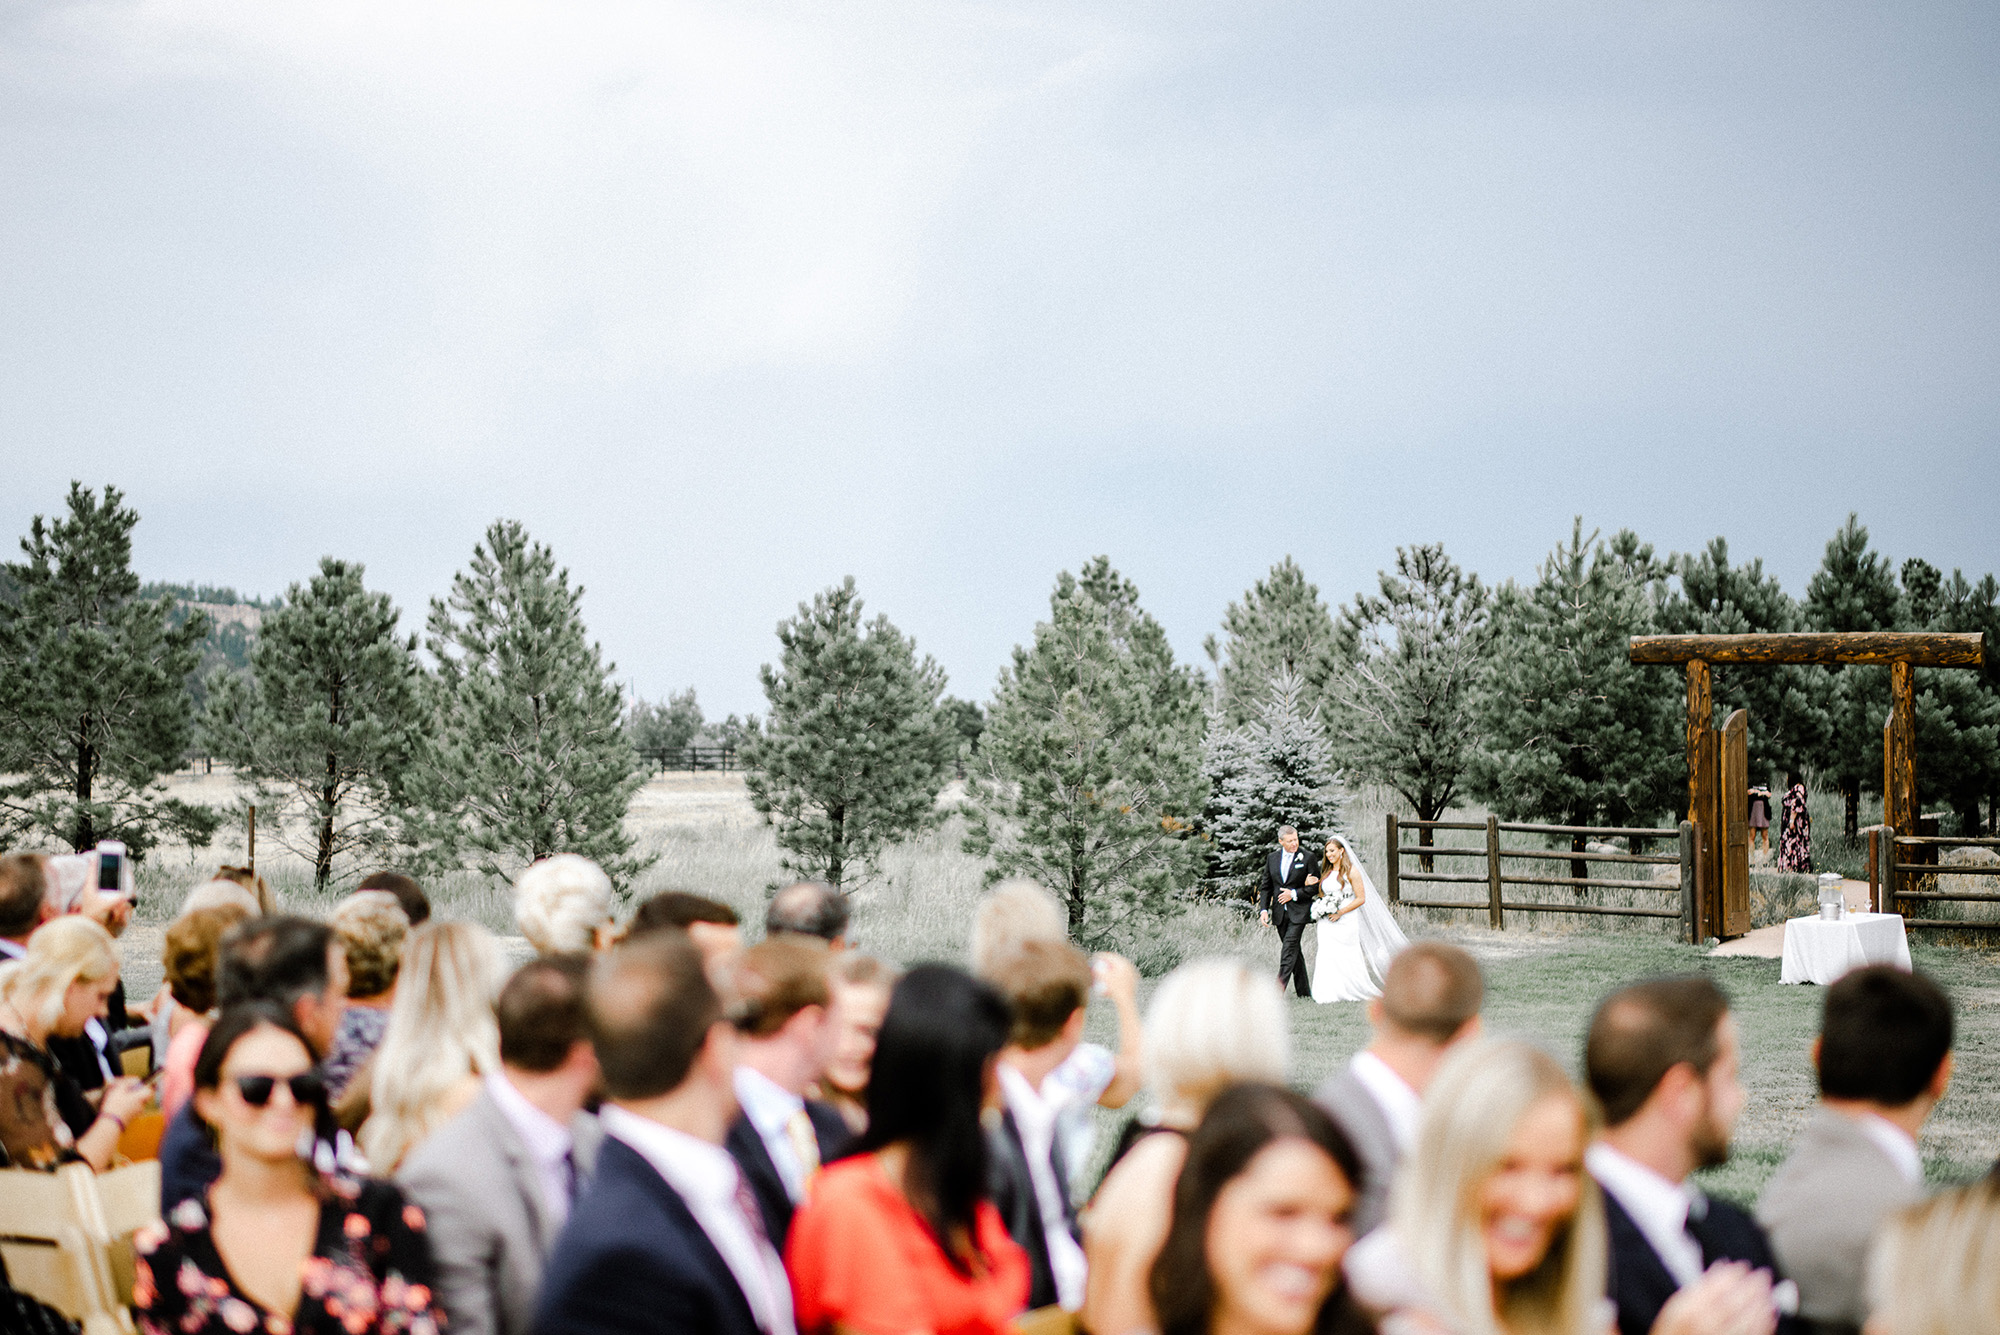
[1629,631,1985,667]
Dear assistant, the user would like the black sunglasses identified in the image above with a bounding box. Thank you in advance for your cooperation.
[234,1071,326,1108]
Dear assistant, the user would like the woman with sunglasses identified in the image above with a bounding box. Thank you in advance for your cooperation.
[134,1002,442,1335]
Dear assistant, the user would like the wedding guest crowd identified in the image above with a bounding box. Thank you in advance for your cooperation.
[0,845,1987,1335]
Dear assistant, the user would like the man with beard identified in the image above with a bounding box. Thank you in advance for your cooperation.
[1584,976,1798,1335]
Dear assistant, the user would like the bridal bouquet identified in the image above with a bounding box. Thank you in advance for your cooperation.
[1313,879,1356,919]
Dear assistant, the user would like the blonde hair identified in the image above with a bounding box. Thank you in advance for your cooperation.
[970,879,1068,978]
[331,891,410,1000]
[513,855,613,956]
[180,879,263,918]
[1143,958,1288,1117]
[361,921,504,1171]
[1391,1039,1605,1335]
[1866,1177,2000,1335]
[0,917,118,1037]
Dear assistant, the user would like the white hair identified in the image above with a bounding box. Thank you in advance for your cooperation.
[513,854,613,955]
[969,879,1069,978]
[180,880,263,919]
[1142,957,1288,1119]
[361,921,504,1172]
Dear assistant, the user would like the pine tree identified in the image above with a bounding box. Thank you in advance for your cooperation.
[1659,537,1831,782]
[1202,668,1345,899]
[407,521,644,882]
[743,578,953,889]
[1897,560,2000,836]
[1471,519,1681,881]
[0,484,220,857]
[967,557,1208,943]
[1325,544,1489,869]
[627,689,704,759]
[203,558,421,893]
[1803,515,1900,836]
[1204,557,1340,727]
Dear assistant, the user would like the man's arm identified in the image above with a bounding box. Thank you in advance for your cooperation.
[1092,954,1144,1109]
[1257,854,1275,920]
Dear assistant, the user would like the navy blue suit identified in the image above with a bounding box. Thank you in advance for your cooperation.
[1603,1189,1800,1335]
[725,1099,852,1249]
[535,1136,763,1335]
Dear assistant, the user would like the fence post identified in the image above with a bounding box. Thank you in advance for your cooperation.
[1385,813,1400,905]
[1879,828,1899,917]
[1485,815,1503,930]
[1678,820,1697,945]
[1867,826,1880,913]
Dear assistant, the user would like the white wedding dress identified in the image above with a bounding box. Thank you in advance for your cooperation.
[1312,836,1410,1004]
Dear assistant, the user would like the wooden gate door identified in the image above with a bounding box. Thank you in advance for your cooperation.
[1720,709,1751,937]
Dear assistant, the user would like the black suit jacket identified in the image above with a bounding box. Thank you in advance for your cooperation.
[989,1108,1077,1312]
[1258,848,1322,923]
[725,1099,852,1249]
[1603,1188,1801,1335]
[536,1136,763,1335]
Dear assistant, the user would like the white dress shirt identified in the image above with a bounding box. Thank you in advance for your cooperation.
[485,1072,578,1231]
[1000,1063,1088,1311]
[1349,1051,1422,1153]
[1854,1112,1923,1186]
[599,1105,796,1335]
[733,1066,810,1202]
[1587,1143,1703,1288]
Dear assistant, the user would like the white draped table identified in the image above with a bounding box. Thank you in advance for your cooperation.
[1779,912,1912,985]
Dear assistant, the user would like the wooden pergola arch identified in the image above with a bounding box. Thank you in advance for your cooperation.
[1628,631,1986,938]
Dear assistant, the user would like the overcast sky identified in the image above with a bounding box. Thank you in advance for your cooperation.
[3,1,1996,717]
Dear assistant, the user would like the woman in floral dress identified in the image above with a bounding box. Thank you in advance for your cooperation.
[133,1003,441,1335]
[1778,770,1814,874]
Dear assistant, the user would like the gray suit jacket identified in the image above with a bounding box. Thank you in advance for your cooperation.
[1313,1061,1400,1238]
[1755,1106,1923,1333]
[397,1087,604,1335]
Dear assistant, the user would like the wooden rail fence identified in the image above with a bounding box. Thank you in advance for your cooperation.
[639,745,741,774]
[1386,814,1698,943]
[1868,825,2000,929]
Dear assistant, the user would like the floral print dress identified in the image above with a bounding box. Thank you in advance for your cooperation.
[1779,782,1813,873]
[134,1174,442,1335]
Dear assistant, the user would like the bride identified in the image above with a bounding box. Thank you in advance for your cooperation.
[1308,835,1409,1003]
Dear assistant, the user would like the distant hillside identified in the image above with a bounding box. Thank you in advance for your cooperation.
[141,582,278,710]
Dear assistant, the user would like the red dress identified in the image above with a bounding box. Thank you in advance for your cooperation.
[787,1154,1031,1335]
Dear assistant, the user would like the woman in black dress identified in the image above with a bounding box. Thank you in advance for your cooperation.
[133,1003,442,1335]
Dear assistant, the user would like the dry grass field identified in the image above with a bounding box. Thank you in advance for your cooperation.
[122,768,1999,1204]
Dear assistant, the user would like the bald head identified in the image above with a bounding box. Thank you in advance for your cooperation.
[1378,942,1484,1045]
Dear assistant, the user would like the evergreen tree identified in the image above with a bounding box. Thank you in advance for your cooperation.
[1803,515,1900,836]
[0,484,220,856]
[968,557,1208,943]
[1897,560,2000,836]
[1202,668,1345,899]
[1325,544,1489,869]
[1204,557,1340,727]
[627,688,704,759]
[407,521,644,881]
[203,559,421,893]
[743,578,953,889]
[1471,519,1681,880]
[1659,538,1831,782]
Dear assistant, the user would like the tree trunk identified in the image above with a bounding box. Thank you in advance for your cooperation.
[72,720,95,851]
[316,753,340,896]
[1418,821,1436,874]
[826,805,845,890]
[1843,783,1860,839]
[1570,804,1590,893]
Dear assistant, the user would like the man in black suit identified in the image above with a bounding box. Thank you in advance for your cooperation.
[1584,976,1799,1335]
[722,936,852,1247]
[1257,825,1320,998]
[537,931,791,1335]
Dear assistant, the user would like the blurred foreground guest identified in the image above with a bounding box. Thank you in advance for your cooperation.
[1863,1177,2000,1335]
[1083,957,1289,1335]
[357,869,432,926]
[214,864,278,915]
[179,879,263,918]
[817,952,895,1134]
[1585,978,1791,1335]
[1756,967,1953,1335]
[515,854,617,956]
[134,1004,440,1335]
[325,891,409,1100]
[537,931,790,1335]
[1315,942,1484,1237]
[766,880,850,947]
[624,890,743,966]
[0,852,49,958]
[1150,1084,1374,1335]
[400,956,604,1335]
[988,939,1094,1312]
[724,937,851,1247]
[157,904,253,1120]
[161,916,353,1212]
[971,881,1144,1176]
[0,916,151,1169]
[787,965,1029,1335]
[1777,773,1812,874]
[360,920,504,1172]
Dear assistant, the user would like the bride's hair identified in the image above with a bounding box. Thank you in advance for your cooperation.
[1321,838,1353,889]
